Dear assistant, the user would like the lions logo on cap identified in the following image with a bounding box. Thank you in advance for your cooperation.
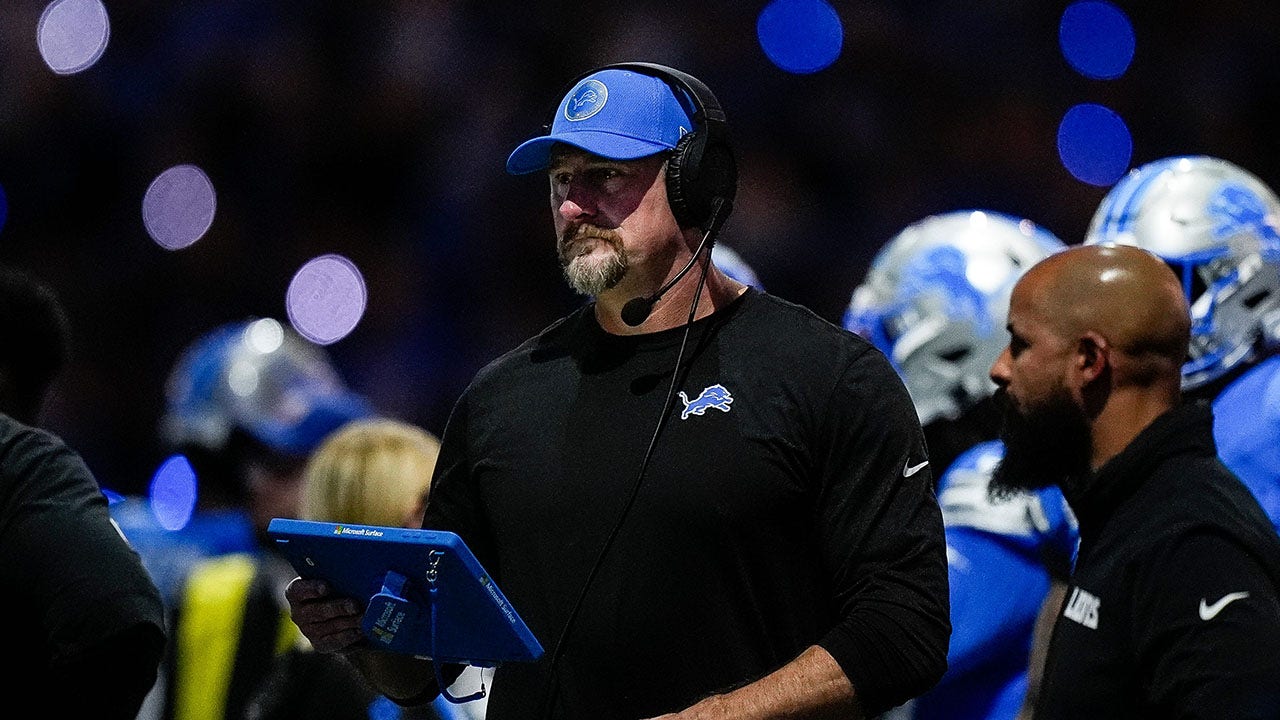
[564,79,608,122]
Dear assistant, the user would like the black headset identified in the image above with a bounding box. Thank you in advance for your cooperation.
[559,61,739,230]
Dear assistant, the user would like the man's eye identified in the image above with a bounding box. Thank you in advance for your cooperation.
[588,168,619,184]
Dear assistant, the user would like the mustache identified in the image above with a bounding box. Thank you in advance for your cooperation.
[558,223,623,262]
[561,223,621,246]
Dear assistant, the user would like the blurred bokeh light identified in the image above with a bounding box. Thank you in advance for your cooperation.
[1059,1,1135,80]
[1058,103,1133,187]
[757,0,843,74]
[142,164,217,251]
[37,0,110,75]
[149,454,198,531]
[286,254,367,345]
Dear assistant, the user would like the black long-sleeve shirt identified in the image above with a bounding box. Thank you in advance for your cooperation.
[1038,401,1280,719]
[1,413,166,719]
[423,289,950,719]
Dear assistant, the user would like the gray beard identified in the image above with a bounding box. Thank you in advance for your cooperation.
[562,249,628,297]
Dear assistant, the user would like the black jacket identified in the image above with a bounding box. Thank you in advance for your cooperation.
[1037,401,1280,719]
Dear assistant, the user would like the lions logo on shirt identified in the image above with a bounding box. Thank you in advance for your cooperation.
[678,384,733,420]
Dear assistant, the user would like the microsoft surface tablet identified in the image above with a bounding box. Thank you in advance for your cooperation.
[268,518,543,665]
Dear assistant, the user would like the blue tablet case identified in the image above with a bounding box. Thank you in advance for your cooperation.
[268,518,543,666]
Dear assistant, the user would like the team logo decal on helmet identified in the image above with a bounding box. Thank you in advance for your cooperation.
[1208,183,1280,247]
[1084,156,1280,389]
[565,79,608,122]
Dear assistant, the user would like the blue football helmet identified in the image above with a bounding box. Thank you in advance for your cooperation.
[845,210,1066,425]
[1085,156,1280,389]
[160,317,373,457]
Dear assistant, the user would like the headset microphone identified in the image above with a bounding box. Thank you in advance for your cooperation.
[620,196,731,327]
[619,295,660,328]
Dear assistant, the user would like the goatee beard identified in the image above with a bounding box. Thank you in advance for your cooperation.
[989,387,1092,500]
[558,224,628,296]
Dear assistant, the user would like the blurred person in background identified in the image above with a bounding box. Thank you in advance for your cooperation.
[246,417,479,720]
[132,316,374,720]
[988,243,1280,718]
[114,317,371,605]
[298,418,440,529]
[844,211,1076,720]
[286,62,949,719]
[1,265,166,719]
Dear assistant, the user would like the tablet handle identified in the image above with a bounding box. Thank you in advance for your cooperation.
[428,556,487,704]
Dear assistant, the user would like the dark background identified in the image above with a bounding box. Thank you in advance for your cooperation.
[2,1,1277,496]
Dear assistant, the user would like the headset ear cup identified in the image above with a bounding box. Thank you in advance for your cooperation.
[699,138,738,212]
[666,131,705,228]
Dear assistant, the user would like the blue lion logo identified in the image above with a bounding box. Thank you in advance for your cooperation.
[678,384,733,420]
[1209,183,1280,247]
[569,90,598,110]
[565,79,608,122]
[897,245,994,334]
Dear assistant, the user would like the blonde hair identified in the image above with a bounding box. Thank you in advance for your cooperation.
[300,418,441,529]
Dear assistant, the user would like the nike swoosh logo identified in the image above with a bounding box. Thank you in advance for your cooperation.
[903,460,929,477]
[1199,591,1250,620]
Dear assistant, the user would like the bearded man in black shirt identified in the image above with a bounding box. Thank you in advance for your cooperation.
[989,243,1280,719]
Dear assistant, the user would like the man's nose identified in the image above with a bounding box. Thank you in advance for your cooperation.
[558,185,597,222]
[990,347,1011,387]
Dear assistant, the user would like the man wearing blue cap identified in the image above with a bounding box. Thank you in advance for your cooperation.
[286,63,949,720]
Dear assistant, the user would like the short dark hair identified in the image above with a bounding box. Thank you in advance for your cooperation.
[0,266,71,424]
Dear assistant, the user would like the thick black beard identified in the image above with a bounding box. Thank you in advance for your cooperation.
[923,394,1003,484]
[989,386,1092,500]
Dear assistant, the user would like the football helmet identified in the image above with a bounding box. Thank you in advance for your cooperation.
[845,210,1066,425]
[160,317,373,456]
[1084,156,1280,389]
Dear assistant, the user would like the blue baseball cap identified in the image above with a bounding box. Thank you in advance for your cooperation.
[506,68,694,175]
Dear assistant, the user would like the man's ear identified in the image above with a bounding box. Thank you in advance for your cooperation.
[1076,331,1110,383]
